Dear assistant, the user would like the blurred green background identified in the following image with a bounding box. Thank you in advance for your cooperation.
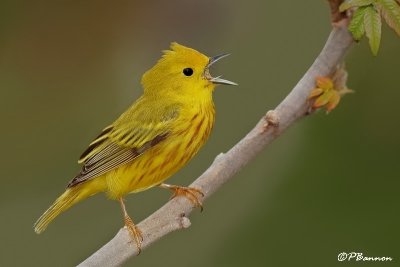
[1,1,399,266]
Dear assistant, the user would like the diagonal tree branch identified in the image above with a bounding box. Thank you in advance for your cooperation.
[79,7,353,267]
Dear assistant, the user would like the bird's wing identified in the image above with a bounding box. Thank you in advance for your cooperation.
[67,101,180,188]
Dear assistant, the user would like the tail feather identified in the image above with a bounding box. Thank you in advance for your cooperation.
[34,187,86,234]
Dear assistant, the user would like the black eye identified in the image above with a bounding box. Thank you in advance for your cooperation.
[183,68,193,76]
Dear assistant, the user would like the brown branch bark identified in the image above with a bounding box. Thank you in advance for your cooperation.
[78,12,353,267]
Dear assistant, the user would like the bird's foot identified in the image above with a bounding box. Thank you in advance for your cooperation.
[160,183,204,211]
[124,215,143,254]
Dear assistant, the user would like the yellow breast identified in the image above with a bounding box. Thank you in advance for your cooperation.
[104,102,215,199]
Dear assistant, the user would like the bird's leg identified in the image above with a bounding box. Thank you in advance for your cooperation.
[119,197,143,253]
[159,183,204,211]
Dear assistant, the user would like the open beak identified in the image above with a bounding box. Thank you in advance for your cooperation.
[205,53,238,86]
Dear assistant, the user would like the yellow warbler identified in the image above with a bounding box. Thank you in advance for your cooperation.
[34,42,236,251]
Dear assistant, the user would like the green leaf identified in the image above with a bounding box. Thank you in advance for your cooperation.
[364,6,382,55]
[349,6,368,40]
[377,0,400,36]
[339,0,375,12]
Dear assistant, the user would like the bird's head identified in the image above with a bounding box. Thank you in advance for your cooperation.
[141,42,236,97]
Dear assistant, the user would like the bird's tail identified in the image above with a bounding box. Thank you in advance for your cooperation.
[34,185,93,234]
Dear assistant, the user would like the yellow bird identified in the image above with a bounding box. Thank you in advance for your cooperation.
[34,42,236,251]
